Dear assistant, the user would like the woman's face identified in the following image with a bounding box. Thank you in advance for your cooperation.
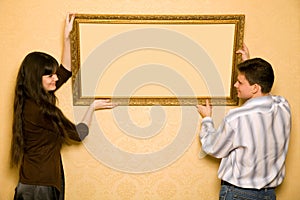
[42,73,58,92]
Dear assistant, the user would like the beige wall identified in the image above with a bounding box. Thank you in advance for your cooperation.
[1,0,299,199]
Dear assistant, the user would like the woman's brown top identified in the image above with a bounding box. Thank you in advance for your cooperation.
[19,65,88,191]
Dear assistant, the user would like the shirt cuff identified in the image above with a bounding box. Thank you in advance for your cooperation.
[201,117,213,123]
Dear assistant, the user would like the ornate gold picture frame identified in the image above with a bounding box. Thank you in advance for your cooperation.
[70,14,245,106]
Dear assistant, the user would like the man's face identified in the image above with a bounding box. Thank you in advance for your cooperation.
[234,73,255,100]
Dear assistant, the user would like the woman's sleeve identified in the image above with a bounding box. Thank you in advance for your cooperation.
[67,123,89,142]
[55,64,72,90]
[75,123,89,140]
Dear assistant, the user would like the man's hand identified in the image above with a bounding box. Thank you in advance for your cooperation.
[196,99,212,118]
[236,43,250,61]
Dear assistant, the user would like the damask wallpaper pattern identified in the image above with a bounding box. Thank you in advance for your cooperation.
[0,0,299,199]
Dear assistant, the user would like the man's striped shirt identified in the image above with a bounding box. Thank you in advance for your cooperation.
[200,95,291,189]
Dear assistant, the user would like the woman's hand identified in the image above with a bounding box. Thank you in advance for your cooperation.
[80,99,117,126]
[92,99,118,110]
[61,13,75,71]
[64,13,75,40]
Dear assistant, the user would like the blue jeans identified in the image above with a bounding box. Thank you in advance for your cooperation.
[13,183,63,200]
[219,185,276,200]
[14,172,64,200]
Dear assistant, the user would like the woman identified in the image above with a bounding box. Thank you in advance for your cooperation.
[10,14,116,199]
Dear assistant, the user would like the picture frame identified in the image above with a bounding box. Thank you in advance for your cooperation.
[70,14,245,106]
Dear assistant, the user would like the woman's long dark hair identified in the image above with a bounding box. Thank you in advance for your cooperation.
[10,52,75,168]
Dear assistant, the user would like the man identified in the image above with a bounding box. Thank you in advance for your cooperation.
[196,45,291,200]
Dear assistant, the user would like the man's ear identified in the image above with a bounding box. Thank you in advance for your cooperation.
[252,83,261,94]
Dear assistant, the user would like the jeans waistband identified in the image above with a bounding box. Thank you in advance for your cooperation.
[221,180,275,191]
